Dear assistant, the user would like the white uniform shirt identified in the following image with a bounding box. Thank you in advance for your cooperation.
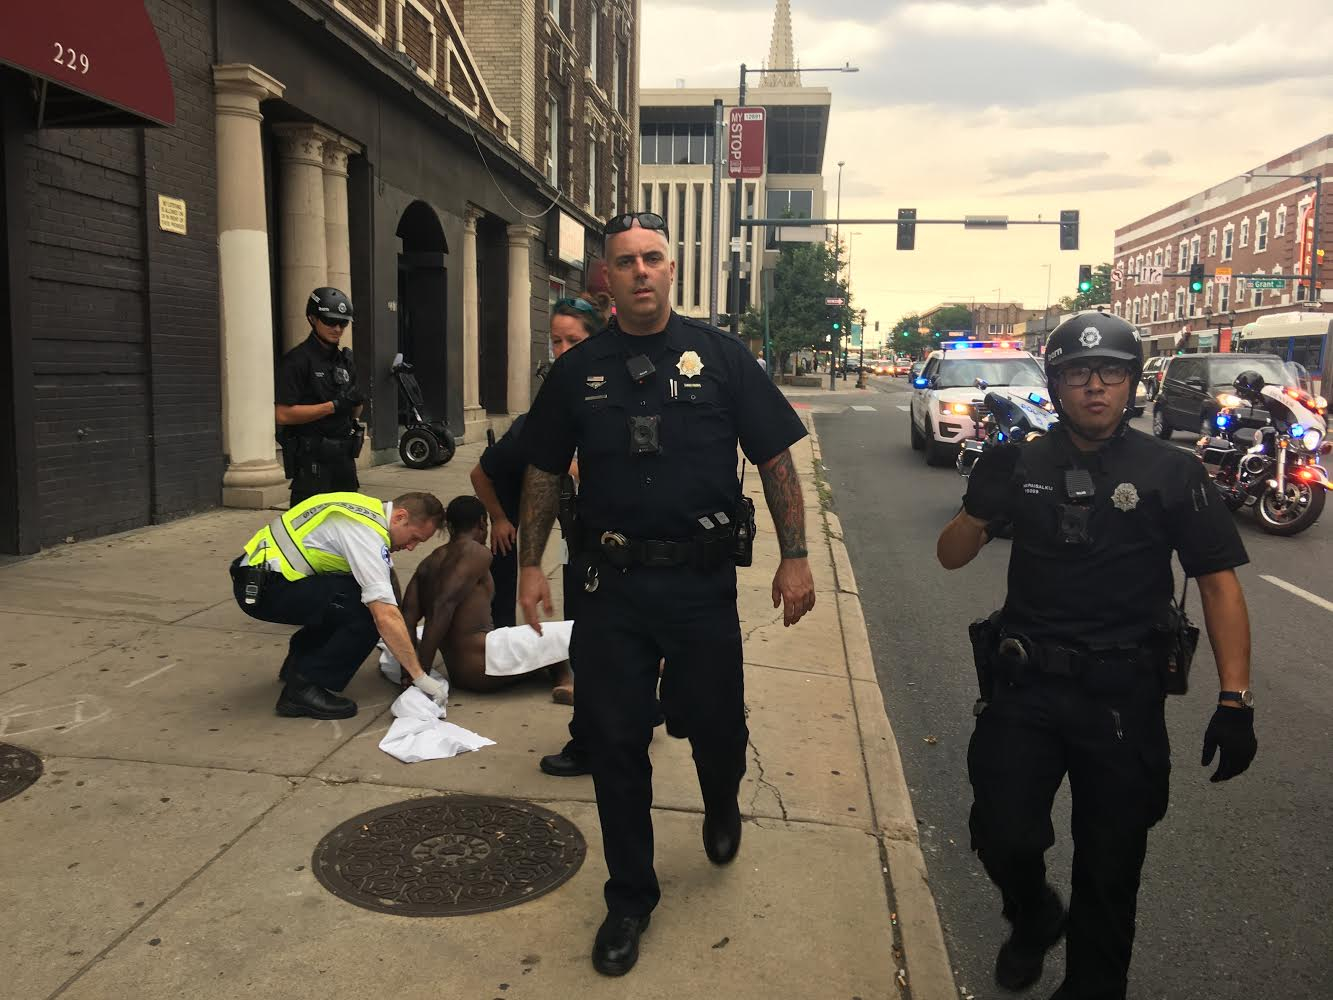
[259,502,396,606]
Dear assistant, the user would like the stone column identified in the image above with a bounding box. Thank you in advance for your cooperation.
[462,207,488,440]
[213,64,288,509]
[322,136,361,351]
[505,224,538,415]
[273,123,333,351]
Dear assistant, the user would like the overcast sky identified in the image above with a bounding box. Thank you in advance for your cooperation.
[640,0,1333,343]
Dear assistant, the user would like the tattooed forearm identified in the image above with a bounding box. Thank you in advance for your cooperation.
[758,449,808,558]
[519,465,562,567]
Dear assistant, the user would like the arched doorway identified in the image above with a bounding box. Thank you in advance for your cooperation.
[396,201,448,425]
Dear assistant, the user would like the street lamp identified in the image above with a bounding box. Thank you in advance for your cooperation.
[830,161,846,390]
[728,62,858,344]
[847,231,863,386]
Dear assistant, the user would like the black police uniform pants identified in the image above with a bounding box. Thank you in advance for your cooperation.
[290,455,359,507]
[230,561,378,692]
[967,665,1171,1000]
[569,561,747,917]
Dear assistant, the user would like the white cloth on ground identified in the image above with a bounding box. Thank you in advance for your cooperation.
[484,620,574,676]
[377,687,495,763]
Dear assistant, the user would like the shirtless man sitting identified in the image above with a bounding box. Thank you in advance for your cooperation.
[402,495,573,695]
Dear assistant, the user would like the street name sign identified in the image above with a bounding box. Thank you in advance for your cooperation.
[825,297,845,305]
[1250,278,1286,290]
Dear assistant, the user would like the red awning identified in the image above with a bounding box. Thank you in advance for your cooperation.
[0,2,175,127]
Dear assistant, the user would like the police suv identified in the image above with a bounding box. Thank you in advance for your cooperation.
[909,341,1048,465]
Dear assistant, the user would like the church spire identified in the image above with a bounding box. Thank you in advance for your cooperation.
[761,0,800,87]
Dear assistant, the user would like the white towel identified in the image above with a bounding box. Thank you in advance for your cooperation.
[377,687,495,763]
[484,620,574,676]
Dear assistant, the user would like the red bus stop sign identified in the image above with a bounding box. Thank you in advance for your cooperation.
[727,108,766,178]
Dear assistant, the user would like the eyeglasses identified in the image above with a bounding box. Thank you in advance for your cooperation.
[604,212,669,239]
[554,297,598,315]
[318,317,350,329]
[1059,362,1132,387]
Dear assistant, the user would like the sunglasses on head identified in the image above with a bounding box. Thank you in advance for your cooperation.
[604,212,668,239]
[554,297,598,315]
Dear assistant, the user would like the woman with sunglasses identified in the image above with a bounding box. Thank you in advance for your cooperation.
[469,292,609,705]
[275,287,366,507]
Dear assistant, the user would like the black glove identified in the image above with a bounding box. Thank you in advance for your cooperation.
[332,387,365,416]
[1200,705,1256,782]
[962,443,1020,521]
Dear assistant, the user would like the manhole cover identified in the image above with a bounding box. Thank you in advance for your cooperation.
[0,743,43,803]
[311,795,586,916]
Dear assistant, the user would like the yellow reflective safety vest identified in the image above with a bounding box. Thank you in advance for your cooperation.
[241,492,390,582]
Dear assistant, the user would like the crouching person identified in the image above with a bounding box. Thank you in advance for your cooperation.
[230,491,448,719]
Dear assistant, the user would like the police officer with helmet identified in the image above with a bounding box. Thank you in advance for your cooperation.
[276,287,366,506]
[516,212,816,976]
[937,312,1257,999]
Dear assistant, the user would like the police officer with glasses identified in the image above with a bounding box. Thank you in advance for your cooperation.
[937,312,1257,1000]
[517,211,816,977]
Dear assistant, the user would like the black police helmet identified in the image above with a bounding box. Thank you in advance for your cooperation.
[1043,312,1143,381]
[1233,370,1265,394]
[307,287,354,323]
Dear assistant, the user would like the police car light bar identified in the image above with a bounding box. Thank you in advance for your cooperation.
[941,340,1017,350]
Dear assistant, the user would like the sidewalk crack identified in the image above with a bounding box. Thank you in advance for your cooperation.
[745,706,788,822]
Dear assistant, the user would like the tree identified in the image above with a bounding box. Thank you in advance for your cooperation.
[1058,262,1113,313]
[740,239,849,375]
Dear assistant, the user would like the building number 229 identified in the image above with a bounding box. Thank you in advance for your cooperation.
[53,43,91,75]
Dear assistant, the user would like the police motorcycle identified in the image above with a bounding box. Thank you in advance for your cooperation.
[1194,366,1330,536]
[391,352,457,469]
[956,379,1059,479]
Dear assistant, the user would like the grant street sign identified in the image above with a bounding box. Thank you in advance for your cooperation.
[1250,278,1286,290]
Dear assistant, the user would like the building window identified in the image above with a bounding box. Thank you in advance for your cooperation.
[588,4,598,83]
[610,160,620,215]
[1234,277,1246,302]
[1188,291,1196,318]
[1222,224,1234,260]
[1177,242,1187,271]
[614,45,623,112]
[1256,214,1269,252]
[1251,270,1263,307]
[586,138,597,210]
[1189,236,1201,265]
[638,123,715,165]
[675,183,686,306]
[547,0,557,17]
[1114,301,1122,317]
[1135,254,1144,277]
[546,96,559,188]
[1150,294,1160,321]
[641,183,651,212]
[1175,289,1185,318]
[1205,281,1212,308]
[1276,205,1287,237]
[692,184,704,308]
[1131,299,1140,324]
[1208,230,1217,257]
[1239,217,1249,247]
[1153,249,1163,267]
[1218,281,1229,312]
[764,188,814,247]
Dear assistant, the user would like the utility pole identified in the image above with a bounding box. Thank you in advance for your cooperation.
[709,98,723,325]
[728,65,747,340]
[831,159,844,391]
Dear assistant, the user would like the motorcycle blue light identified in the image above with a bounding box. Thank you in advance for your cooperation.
[1290,424,1304,437]
[996,431,1006,441]
[1027,392,1045,405]
[1215,414,1230,427]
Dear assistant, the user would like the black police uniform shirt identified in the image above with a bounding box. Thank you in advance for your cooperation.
[478,414,527,523]
[276,332,359,438]
[521,312,806,542]
[974,425,1248,646]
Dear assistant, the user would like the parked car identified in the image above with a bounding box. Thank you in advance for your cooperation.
[1153,352,1292,439]
[1141,355,1169,401]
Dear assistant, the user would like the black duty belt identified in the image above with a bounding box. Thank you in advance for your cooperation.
[582,527,731,570]
[997,634,1152,678]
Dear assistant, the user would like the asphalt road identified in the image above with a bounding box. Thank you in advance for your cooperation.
[813,375,1333,1000]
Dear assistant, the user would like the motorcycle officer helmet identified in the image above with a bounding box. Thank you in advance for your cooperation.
[1233,370,1265,396]
[307,287,355,324]
[1043,312,1144,437]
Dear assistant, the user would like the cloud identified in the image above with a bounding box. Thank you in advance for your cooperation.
[989,149,1108,180]
[1140,149,1173,168]
[1000,173,1154,196]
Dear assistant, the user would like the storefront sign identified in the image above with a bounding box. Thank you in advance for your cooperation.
[554,211,585,269]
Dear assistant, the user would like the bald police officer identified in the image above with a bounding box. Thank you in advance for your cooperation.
[938,313,1257,999]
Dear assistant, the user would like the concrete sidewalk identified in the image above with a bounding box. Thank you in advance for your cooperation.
[0,418,953,1000]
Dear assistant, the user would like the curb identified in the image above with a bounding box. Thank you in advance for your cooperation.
[806,417,958,1000]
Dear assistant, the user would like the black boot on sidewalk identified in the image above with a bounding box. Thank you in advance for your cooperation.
[995,885,1067,991]
[702,799,742,865]
[539,741,590,777]
[275,681,357,720]
[592,912,650,976]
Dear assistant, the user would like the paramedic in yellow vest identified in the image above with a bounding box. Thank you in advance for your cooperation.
[230,491,448,720]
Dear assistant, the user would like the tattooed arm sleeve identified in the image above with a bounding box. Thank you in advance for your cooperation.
[519,465,563,568]
[758,449,808,558]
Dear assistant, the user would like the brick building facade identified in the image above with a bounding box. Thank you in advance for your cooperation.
[1112,134,1331,362]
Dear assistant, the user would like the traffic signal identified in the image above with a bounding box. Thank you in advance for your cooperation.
[1060,210,1080,251]
[1077,264,1093,294]
[1189,262,1204,294]
[896,208,917,251]
[832,319,841,331]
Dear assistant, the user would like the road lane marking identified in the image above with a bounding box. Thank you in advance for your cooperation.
[1260,575,1333,614]
[897,405,910,412]
[851,405,877,412]
[125,662,177,687]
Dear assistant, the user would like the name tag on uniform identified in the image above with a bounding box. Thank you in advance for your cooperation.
[584,393,608,401]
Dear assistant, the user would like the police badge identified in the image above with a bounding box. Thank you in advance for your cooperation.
[1111,482,1140,512]
[676,351,704,378]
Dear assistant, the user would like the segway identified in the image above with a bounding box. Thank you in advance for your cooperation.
[391,353,456,468]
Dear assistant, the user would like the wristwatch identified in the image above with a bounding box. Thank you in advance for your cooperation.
[1218,689,1254,707]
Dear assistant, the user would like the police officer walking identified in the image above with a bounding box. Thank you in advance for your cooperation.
[231,490,448,720]
[937,313,1257,999]
[516,212,816,976]
[277,288,366,506]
